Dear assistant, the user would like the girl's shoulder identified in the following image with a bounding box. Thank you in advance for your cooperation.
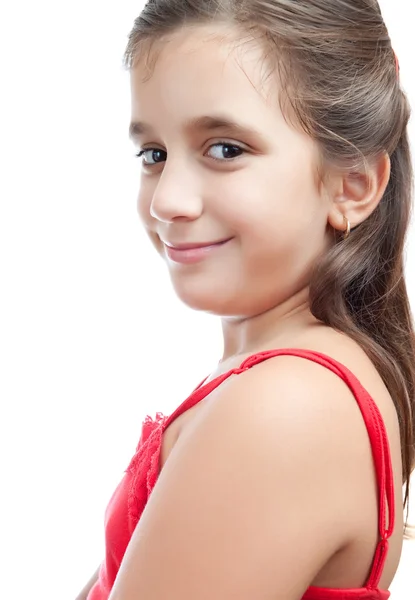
[150,327,402,599]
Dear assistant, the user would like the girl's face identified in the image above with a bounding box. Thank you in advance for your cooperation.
[130,24,332,317]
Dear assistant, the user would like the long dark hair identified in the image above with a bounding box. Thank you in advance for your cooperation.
[123,0,415,538]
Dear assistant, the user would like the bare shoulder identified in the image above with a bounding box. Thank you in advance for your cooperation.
[204,337,383,463]
[205,341,366,433]
[192,342,380,533]
[111,334,369,599]
[111,328,403,599]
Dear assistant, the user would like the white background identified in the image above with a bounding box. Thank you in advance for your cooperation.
[0,1,414,598]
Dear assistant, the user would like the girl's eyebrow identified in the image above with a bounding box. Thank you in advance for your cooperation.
[128,113,266,142]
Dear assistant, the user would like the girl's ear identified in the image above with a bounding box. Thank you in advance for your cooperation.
[327,152,391,232]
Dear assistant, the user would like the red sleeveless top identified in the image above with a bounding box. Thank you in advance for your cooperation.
[88,349,395,600]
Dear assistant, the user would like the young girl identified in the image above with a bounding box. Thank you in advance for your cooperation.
[77,1,415,599]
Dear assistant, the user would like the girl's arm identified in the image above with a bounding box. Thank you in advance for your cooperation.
[75,565,101,600]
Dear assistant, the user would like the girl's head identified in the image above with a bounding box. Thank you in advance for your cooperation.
[130,22,353,317]
[124,0,414,529]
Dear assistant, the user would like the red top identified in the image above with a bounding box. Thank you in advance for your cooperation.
[88,349,395,600]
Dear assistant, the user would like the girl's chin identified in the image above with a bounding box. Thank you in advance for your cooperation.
[169,278,225,313]
[169,279,243,317]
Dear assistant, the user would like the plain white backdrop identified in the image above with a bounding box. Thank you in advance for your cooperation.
[0,1,414,598]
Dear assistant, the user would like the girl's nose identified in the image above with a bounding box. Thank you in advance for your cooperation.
[150,160,203,223]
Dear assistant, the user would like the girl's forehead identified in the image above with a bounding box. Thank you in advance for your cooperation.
[131,23,276,99]
[130,53,282,144]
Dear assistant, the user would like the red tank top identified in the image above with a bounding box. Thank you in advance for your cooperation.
[88,349,395,600]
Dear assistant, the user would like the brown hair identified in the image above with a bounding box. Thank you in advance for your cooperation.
[123,0,415,538]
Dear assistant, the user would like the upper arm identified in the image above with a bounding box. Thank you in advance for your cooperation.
[109,356,364,600]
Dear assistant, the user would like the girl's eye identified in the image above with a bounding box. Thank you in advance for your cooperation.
[135,143,245,167]
[206,143,245,161]
[136,148,167,165]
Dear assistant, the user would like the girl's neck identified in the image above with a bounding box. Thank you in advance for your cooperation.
[220,287,318,362]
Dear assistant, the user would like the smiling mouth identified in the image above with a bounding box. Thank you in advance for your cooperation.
[162,238,233,264]
[163,239,231,251]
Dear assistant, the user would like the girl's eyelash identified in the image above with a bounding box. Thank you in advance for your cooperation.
[135,142,246,165]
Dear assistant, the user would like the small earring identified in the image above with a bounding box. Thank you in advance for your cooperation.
[342,215,351,240]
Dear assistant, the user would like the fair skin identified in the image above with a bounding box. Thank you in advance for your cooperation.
[103,23,403,600]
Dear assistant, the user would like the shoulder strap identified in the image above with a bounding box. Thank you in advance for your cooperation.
[164,348,395,588]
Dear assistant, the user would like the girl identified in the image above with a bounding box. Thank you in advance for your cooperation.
[77,1,415,599]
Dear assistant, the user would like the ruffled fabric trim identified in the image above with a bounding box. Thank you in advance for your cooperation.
[125,412,167,526]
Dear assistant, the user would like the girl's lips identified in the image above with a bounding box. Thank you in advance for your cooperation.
[163,238,232,264]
